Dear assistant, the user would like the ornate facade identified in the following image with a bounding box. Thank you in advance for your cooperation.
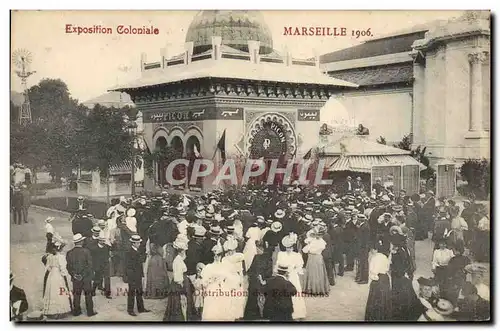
[113,10,356,191]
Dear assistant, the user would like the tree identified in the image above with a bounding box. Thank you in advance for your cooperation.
[142,145,178,188]
[78,104,134,204]
[393,134,412,151]
[460,159,490,200]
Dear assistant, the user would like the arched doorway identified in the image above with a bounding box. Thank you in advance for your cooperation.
[170,136,185,188]
[185,136,202,189]
[247,114,297,186]
[155,136,168,187]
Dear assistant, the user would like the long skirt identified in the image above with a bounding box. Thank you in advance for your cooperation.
[302,254,330,295]
[43,269,72,317]
[391,276,423,321]
[289,270,307,319]
[365,274,392,321]
[145,255,169,299]
[163,276,195,321]
[243,240,257,271]
[434,266,448,292]
[244,277,264,320]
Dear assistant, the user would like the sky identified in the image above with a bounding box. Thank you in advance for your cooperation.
[11,10,465,103]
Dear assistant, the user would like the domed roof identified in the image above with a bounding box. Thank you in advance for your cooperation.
[185,10,274,55]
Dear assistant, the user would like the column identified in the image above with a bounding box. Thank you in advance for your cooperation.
[412,59,425,145]
[468,51,487,131]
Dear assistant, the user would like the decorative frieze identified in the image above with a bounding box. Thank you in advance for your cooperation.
[468,51,489,64]
[131,80,334,105]
[143,106,245,123]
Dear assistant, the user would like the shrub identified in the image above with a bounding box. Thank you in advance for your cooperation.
[459,159,490,200]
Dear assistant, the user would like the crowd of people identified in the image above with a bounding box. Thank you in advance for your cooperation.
[11,177,491,322]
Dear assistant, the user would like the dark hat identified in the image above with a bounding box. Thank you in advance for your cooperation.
[417,277,436,287]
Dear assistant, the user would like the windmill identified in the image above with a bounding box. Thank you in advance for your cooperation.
[12,49,36,125]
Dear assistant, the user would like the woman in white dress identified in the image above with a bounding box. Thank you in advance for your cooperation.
[274,233,307,320]
[201,244,233,321]
[222,238,247,321]
[302,230,330,295]
[42,241,72,319]
[243,218,262,270]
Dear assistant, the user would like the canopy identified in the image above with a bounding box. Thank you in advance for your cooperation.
[320,135,426,173]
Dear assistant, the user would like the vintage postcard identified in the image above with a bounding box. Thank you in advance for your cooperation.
[10,10,490,322]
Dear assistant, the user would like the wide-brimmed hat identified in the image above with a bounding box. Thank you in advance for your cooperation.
[274,209,285,219]
[271,221,282,232]
[223,238,238,251]
[172,238,188,250]
[256,216,265,224]
[434,299,454,316]
[281,235,296,248]
[73,233,86,243]
[464,263,488,276]
[45,217,55,223]
[126,208,136,217]
[226,225,235,234]
[383,212,392,219]
[77,196,85,201]
[129,234,142,243]
[212,243,223,255]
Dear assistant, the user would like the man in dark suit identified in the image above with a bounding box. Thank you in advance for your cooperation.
[355,214,370,284]
[10,272,28,321]
[66,233,97,317]
[90,235,112,299]
[186,225,206,281]
[344,176,354,195]
[262,264,297,321]
[125,235,150,316]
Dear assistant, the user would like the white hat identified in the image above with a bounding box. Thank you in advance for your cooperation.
[304,214,314,223]
[119,196,127,203]
[194,225,207,237]
[126,208,136,217]
[172,238,188,250]
[381,195,390,202]
[271,221,283,232]
[212,243,223,255]
[73,233,86,243]
[45,217,55,223]
[223,238,238,251]
[274,209,285,219]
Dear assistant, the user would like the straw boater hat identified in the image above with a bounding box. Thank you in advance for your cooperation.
[91,225,101,235]
[383,212,392,219]
[226,225,235,234]
[209,225,223,236]
[274,209,285,219]
[434,299,454,316]
[129,234,142,243]
[73,233,86,243]
[256,216,265,224]
[271,221,282,232]
[392,205,403,212]
[276,263,289,274]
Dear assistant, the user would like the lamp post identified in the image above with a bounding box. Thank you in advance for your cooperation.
[127,120,138,196]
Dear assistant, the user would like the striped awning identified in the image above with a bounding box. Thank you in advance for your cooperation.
[110,160,132,175]
[327,155,426,173]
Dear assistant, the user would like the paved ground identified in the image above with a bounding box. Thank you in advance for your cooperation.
[11,206,437,322]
